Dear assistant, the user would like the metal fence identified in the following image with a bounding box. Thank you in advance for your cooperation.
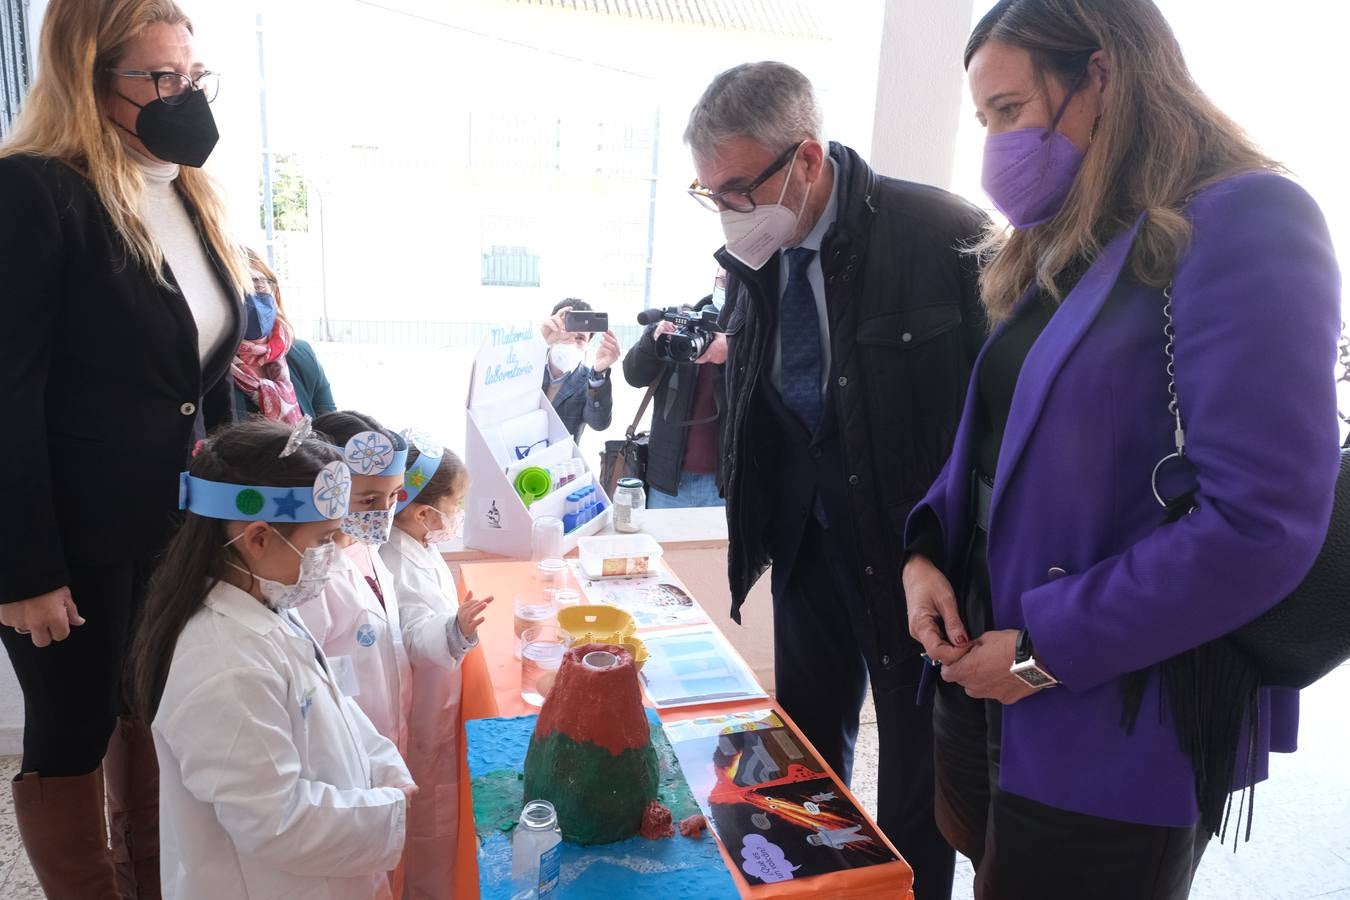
[0,0,29,140]
[305,318,644,349]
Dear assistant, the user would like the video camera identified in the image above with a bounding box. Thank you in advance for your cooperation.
[637,305,723,363]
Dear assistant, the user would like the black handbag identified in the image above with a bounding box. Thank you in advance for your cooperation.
[599,370,666,499]
[1152,285,1350,689]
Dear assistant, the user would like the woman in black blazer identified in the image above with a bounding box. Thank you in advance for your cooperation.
[0,1,245,894]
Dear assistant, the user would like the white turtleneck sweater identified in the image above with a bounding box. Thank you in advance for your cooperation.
[131,150,235,364]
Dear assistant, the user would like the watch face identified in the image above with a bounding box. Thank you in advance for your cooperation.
[1014,664,1057,689]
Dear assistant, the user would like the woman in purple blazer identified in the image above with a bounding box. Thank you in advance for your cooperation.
[902,1,1341,897]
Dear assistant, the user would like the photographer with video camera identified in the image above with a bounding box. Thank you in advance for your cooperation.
[622,294,727,508]
[540,298,619,441]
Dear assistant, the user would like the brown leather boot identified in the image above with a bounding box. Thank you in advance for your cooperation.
[11,767,123,900]
[104,716,162,899]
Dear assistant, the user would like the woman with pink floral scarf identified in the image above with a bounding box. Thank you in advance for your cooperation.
[232,251,336,421]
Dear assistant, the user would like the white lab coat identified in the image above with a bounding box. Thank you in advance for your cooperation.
[298,543,413,758]
[380,527,478,900]
[153,581,411,900]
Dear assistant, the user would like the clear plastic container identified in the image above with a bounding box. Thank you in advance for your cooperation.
[578,533,664,579]
[531,516,564,563]
[513,592,558,659]
[510,799,562,898]
[548,588,582,608]
[520,624,565,707]
[535,558,568,590]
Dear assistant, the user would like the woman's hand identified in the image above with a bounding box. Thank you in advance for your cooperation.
[903,555,969,665]
[0,586,85,648]
[457,591,492,642]
[940,629,1038,705]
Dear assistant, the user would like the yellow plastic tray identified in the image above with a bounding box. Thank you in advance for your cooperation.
[557,605,648,669]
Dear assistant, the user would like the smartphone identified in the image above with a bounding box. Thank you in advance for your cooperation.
[563,310,608,333]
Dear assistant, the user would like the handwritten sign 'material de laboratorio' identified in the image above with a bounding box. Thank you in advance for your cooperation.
[469,323,547,409]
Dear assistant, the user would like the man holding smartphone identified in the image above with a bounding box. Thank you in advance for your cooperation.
[540,298,619,441]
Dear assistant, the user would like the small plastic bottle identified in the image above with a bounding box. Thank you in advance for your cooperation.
[510,799,562,899]
[562,492,581,533]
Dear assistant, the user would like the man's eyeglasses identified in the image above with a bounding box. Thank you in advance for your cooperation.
[108,69,221,106]
[688,141,803,214]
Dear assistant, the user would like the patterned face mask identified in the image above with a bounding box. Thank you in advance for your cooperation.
[341,507,393,545]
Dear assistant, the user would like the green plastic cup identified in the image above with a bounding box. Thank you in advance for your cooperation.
[514,467,553,506]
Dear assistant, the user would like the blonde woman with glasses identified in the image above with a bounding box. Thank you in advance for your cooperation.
[0,1,246,895]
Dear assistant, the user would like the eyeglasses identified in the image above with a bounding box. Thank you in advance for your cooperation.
[688,141,803,213]
[108,69,221,105]
[514,439,549,461]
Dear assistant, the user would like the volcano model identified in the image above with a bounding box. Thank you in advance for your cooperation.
[522,644,660,845]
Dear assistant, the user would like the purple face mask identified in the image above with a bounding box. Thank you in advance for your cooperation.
[981,87,1084,228]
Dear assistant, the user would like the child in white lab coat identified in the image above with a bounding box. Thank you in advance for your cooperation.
[382,439,491,899]
[303,411,413,757]
[126,418,414,900]
[305,410,417,897]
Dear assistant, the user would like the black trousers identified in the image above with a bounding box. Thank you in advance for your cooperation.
[773,520,955,900]
[934,681,1207,900]
[935,528,1207,900]
[0,560,153,776]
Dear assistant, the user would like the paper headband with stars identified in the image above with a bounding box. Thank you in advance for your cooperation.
[179,460,353,522]
[395,437,445,513]
[343,430,408,478]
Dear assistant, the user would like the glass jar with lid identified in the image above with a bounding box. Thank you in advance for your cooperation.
[613,477,646,533]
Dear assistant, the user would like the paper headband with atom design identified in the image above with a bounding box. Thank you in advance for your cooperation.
[178,461,353,522]
[343,430,408,478]
[395,438,446,513]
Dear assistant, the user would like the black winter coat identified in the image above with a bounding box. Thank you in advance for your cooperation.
[717,143,988,678]
[0,155,243,604]
[621,297,725,496]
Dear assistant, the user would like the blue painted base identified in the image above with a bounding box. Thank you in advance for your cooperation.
[467,710,737,899]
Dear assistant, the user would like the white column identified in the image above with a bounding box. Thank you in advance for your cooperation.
[24,0,48,70]
[869,0,975,189]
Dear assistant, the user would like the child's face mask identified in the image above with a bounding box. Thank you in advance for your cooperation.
[227,529,338,610]
[422,505,464,545]
[341,507,393,545]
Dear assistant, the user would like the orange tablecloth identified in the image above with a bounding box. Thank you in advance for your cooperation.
[453,560,914,900]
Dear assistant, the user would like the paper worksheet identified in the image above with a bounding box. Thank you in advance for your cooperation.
[638,626,767,709]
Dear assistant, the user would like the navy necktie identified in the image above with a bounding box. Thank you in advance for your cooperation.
[780,247,823,431]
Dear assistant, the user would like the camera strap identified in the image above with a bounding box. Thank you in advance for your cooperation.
[659,364,723,428]
[627,368,669,440]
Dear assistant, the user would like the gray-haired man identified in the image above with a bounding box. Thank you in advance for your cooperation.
[687,62,988,898]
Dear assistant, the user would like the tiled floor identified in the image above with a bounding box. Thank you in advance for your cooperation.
[2,664,1347,897]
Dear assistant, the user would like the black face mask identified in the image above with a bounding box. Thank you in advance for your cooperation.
[117,88,219,168]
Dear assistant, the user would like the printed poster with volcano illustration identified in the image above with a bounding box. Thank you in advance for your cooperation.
[664,710,898,885]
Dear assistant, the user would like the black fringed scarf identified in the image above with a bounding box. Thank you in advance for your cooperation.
[1120,495,1263,845]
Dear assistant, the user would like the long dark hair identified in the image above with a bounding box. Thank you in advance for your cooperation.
[964,0,1275,321]
[126,419,342,719]
[313,410,399,450]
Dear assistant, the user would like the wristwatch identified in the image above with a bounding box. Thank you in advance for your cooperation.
[1010,629,1060,689]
